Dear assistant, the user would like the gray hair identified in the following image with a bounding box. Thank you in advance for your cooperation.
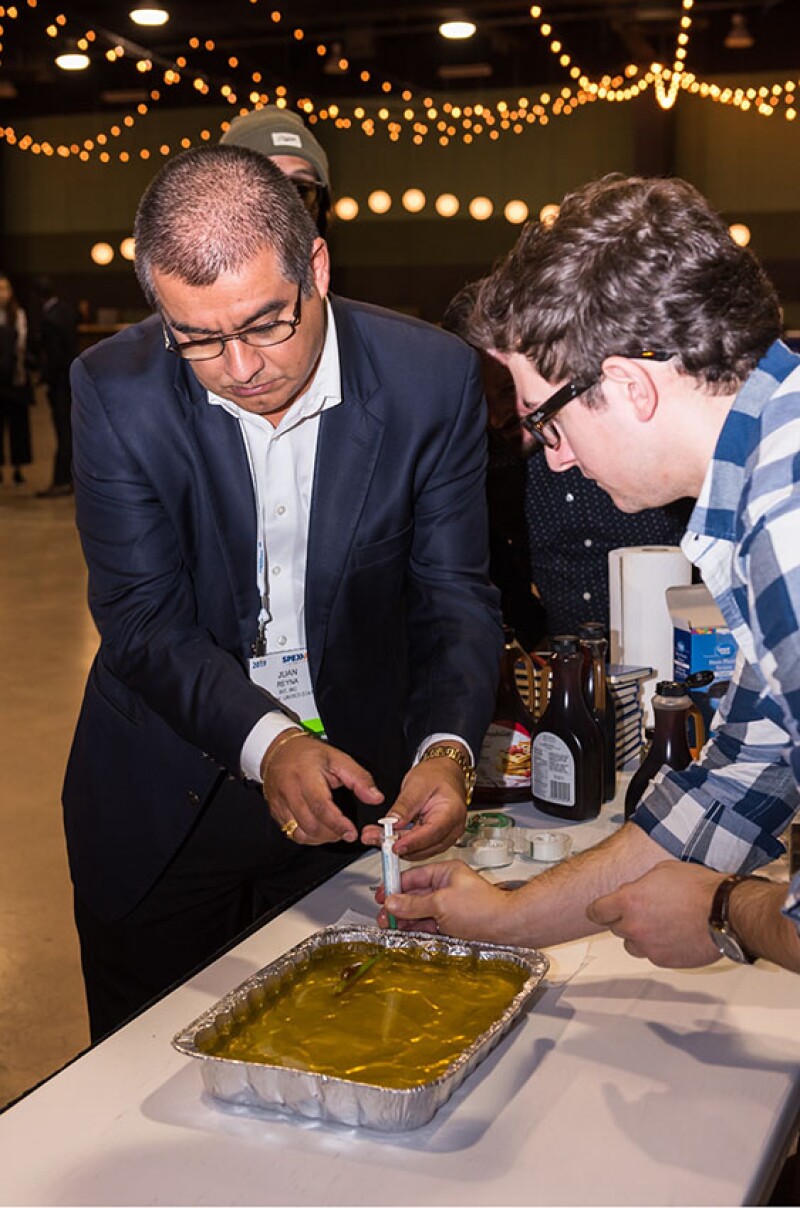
[134,144,318,305]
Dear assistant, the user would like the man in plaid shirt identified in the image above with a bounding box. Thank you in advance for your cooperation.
[380,174,800,973]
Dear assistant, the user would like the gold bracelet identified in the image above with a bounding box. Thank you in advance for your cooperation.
[260,728,312,788]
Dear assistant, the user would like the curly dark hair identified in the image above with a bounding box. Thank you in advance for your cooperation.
[469,174,781,396]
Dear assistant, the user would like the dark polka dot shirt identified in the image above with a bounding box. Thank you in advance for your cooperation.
[524,451,693,637]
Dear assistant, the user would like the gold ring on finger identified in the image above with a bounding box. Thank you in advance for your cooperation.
[281,818,299,839]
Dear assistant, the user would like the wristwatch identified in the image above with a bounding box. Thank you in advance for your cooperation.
[419,744,476,806]
[707,874,766,964]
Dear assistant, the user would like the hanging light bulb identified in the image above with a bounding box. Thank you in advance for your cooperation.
[367,190,392,215]
[435,193,460,217]
[469,196,493,220]
[335,197,359,221]
[129,7,170,26]
[402,188,427,213]
[90,242,115,266]
[504,199,529,225]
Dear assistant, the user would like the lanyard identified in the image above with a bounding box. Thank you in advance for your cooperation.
[238,417,271,655]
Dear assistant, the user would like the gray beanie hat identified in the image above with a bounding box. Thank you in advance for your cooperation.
[221,109,330,192]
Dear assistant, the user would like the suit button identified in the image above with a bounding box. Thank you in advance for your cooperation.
[186,790,201,806]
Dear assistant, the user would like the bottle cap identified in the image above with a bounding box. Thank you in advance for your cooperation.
[551,634,580,653]
[686,670,715,689]
[655,680,690,697]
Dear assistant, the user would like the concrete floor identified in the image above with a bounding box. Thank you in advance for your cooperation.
[0,395,93,1109]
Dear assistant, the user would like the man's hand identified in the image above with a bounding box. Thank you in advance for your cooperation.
[587,861,726,968]
[361,755,469,860]
[261,731,384,845]
[376,859,514,941]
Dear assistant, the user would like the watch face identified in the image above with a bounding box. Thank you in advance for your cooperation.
[708,923,750,964]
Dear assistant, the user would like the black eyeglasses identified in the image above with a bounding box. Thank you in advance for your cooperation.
[162,282,303,363]
[521,350,674,449]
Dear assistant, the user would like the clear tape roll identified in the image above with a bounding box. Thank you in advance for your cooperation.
[510,828,572,862]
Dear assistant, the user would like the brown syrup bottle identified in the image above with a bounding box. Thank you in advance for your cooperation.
[578,622,618,803]
[624,673,712,819]
[531,635,602,821]
[474,626,536,805]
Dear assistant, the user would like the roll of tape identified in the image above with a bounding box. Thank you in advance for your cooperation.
[531,831,571,862]
[470,838,513,868]
[466,811,515,835]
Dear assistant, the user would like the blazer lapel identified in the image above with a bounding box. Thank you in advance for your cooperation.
[178,363,260,653]
[305,300,385,669]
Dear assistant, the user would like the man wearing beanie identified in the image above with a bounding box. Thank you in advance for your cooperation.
[222,108,331,236]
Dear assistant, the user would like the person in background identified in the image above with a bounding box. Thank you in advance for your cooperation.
[65,144,501,1041]
[444,278,692,640]
[442,282,546,650]
[221,108,332,238]
[0,272,32,487]
[379,174,800,975]
[32,276,79,499]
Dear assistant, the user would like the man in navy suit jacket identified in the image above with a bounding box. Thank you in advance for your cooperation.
[64,145,501,1039]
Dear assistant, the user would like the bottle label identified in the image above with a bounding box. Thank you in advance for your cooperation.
[476,720,532,789]
[531,732,576,806]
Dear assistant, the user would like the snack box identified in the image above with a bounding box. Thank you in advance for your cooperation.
[667,584,738,680]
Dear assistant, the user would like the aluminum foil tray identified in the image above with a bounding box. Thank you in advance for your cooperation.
[172,924,549,1132]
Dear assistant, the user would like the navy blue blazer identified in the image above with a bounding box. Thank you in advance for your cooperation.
[64,296,502,919]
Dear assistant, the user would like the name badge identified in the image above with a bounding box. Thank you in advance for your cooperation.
[248,648,325,736]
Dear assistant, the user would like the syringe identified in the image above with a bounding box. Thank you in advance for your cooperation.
[379,815,401,930]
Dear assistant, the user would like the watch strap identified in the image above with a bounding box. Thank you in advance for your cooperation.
[419,743,476,805]
[709,874,768,964]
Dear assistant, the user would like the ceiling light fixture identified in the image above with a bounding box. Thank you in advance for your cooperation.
[129,7,170,26]
[724,12,754,50]
[55,51,90,71]
[439,21,477,40]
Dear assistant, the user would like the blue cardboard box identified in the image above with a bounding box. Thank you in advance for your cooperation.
[667,584,738,680]
[667,585,738,735]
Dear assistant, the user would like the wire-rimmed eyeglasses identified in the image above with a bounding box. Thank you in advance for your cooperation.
[521,350,674,449]
[162,282,303,363]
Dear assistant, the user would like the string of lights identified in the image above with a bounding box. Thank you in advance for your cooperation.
[0,1,797,164]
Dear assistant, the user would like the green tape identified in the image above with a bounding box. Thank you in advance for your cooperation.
[465,811,515,834]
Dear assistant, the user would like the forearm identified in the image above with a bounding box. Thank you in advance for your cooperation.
[730,880,800,973]
[500,822,676,948]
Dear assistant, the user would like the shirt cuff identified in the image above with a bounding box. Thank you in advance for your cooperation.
[413,733,475,766]
[241,714,301,783]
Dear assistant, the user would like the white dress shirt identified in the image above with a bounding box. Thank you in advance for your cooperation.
[207,300,472,784]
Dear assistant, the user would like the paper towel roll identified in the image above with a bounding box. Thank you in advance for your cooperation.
[608,545,692,721]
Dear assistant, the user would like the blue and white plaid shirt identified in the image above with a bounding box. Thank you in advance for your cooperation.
[631,341,800,932]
